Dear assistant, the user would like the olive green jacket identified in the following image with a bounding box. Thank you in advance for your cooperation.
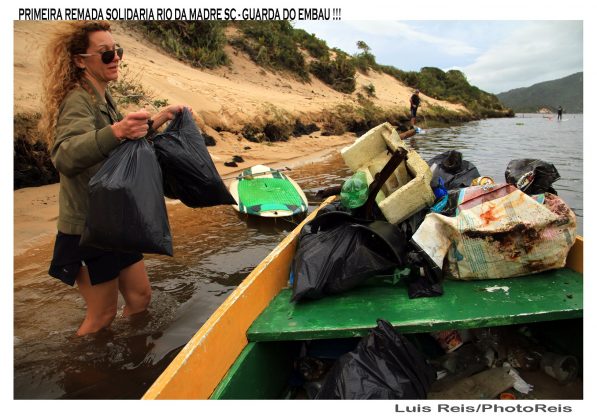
[51,80,123,234]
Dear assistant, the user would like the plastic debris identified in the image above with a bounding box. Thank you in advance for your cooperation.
[504,363,534,394]
[484,286,510,294]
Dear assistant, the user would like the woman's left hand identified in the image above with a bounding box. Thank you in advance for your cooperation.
[164,104,193,120]
[150,104,194,132]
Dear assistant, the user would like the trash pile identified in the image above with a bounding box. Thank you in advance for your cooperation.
[290,122,577,300]
[81,109,235,255]
[288,321,581,400]
[285,121,580,400]
[426,323,581,399]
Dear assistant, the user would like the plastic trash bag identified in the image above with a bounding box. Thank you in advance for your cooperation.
[291,211,407,302]
[153,109,236,207]
[405,249,444,298]
[316,319,436,399]
[80,139,173,256]
[505,158,560,194]
[428,150,480,190]
[412,183,576,280]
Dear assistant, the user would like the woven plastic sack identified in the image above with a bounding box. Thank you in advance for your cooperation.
[412,183,576,280]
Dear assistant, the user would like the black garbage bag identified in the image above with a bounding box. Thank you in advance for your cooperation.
[291,211,407,302]
[153,109,236,207]
[505,158,560,195]
[427,150,480,190]
[316,319,436,399]
[80,139,173,256]
[405,248,444,299]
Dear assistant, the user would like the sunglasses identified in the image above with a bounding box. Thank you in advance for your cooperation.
[79,47,124,64]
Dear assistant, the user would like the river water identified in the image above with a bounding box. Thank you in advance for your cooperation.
[13,114,582,399]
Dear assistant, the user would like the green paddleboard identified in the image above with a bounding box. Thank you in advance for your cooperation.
[229,165,308,217]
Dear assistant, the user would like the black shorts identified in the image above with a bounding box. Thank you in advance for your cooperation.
[410,106,418,118]
[48,232,143,286]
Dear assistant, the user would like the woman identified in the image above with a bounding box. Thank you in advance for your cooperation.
[40,21,191,336]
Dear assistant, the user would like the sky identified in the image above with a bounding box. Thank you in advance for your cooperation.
[294,20,583,94]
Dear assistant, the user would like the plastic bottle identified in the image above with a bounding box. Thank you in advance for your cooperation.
[340,172,369,209]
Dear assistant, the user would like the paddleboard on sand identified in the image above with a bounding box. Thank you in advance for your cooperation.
[229,164,308,217]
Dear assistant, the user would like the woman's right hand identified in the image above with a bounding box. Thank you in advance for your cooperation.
[112,110,151,140]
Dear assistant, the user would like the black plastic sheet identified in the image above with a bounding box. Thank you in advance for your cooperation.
[80,139,173,256]
[153,109,235,207]
[316,319,436,399]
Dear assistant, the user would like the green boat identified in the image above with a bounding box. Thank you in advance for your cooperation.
[143,196,583,400]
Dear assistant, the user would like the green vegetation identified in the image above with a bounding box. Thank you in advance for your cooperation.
[352,40,377,74]
[363,83,376,98]
[128,21,229,69]
[242,104,295,142]
[497,72,583,113]
[231,21,309,80]
[292,28,329,60]
[310,49,356,94]
[321,97,409,136]
[110,62,169,109]
[377,66,511,118]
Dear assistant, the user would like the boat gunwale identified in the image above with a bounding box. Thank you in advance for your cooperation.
[142,196,336,400]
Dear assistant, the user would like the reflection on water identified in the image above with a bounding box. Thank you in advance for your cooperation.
[14,115,582,399]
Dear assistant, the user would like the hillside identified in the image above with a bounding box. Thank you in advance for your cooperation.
[14,21,508,189]
[14,22,470,120]
[497,72,583,113]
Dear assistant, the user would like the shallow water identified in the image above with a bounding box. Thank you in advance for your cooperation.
[13,114,582,399]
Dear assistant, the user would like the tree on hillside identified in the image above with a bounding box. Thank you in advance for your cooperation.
[356,40,371,54]
[353,40,376,73]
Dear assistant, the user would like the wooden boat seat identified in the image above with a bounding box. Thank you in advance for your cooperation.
[247,268,582,342]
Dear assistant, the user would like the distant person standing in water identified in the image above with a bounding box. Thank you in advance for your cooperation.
[557,106,563,120]
[410,89,421,127]
[40,21,191,336]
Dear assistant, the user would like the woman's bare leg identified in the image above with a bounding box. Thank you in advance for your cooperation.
[75,268,119,336]
[118,260,151,317]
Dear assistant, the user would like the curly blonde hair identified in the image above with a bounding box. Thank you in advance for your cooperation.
[39,21,112,146]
